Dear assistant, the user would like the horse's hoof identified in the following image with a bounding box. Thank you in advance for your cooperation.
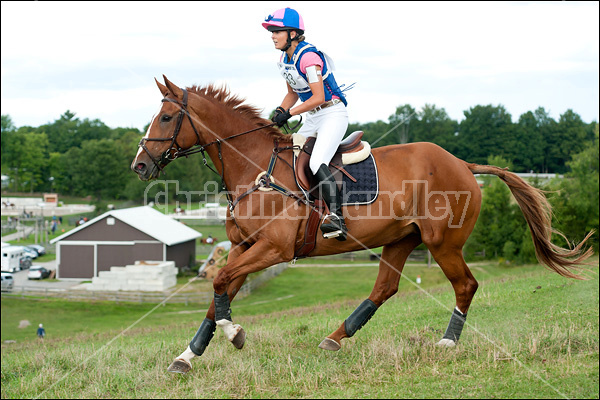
[231,328,246,349]
[436,338,456,347]
[318,338,341,351]
[167,359,192,374]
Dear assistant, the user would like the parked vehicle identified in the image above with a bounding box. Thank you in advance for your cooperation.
[1,272,14,291]
[23,246,39,259]
[1,246,27,273]
[28,244,46,256]
[20,256,32,270]
[28,266,51,280]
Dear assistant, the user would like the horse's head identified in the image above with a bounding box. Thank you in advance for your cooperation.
[131,75,206,181]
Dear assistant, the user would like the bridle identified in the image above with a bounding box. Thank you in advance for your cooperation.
[138,88,202,175]
[137,87,308,217]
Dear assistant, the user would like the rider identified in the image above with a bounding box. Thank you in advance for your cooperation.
[263,7,349,241]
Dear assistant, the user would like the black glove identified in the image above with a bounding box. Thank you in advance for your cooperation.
[273,106,286,116]
[272,108,292,127]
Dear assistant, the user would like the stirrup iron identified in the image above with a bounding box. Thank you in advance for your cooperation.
[321,213,346,239]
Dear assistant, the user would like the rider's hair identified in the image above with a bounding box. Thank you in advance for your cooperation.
[291,30,305,42]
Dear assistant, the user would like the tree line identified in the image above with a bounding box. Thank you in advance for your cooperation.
[349,104,596,174]
[2,104,596,196]
[1,103,598,260]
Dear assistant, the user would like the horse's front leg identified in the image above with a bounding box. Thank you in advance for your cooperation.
[212,239,287,349]
[167,243,249,374]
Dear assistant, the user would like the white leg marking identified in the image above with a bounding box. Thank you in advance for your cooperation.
[176,346,196,364]
[216,319,242,341]
[437,338,456,347]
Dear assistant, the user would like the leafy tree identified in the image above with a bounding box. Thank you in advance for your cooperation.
[388,104,417,144]
[79,139,129,200]
[547,126,599,250]
[347,120,391,148]
[546,109,589,173]
[41,111,79,153]
[411,104,459,153]
[529,107,559,173]
[1,115,17,168]
[1,114,15,133]
[456,104,513,164]
[465,155,530,263]
[52,146,83,195]
[19,131,50,193]
[515,110,546,172]
[1,129,50,192]
[41,111,112,153]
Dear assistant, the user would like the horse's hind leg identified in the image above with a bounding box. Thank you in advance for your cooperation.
[429,246,478,347]
[319,233,422,351]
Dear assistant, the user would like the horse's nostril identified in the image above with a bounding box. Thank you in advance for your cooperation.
[136,163,146,172]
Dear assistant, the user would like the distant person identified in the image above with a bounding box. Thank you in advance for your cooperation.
[51,220,57,234]
[58,216,63,224]
[37,323,46,339]
[206,235,214,244]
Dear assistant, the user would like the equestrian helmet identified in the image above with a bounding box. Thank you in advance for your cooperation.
[262,7,305,34]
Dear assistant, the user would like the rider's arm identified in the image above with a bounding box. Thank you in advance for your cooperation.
[289,65,325,116]
[279,83,299,111]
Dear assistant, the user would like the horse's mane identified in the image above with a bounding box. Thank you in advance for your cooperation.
[187,84,291,142]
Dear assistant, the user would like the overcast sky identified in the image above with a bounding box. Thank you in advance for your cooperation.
[1,1,598,132]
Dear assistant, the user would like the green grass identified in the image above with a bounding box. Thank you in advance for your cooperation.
[184,222,228,243]
[2,258,598,398]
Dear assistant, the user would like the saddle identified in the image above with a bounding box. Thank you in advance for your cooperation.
[293,131,371,194]
[292,131,373,258]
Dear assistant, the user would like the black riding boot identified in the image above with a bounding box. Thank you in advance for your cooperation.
[315,164,347,241]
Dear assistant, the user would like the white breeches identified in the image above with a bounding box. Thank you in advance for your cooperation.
[296,102,349,175]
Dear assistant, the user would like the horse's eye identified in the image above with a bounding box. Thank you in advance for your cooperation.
[161,115,172,123]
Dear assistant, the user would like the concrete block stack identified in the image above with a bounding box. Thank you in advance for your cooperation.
[87,260,177,292]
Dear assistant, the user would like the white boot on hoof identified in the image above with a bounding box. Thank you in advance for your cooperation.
[217,319,245,349]
[436,338,456,347]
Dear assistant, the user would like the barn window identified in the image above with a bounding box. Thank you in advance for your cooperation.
[107,217,115,225]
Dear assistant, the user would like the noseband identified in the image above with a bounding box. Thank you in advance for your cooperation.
[138,88,202,174]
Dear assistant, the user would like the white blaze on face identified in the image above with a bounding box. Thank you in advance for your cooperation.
[135,105,162,159]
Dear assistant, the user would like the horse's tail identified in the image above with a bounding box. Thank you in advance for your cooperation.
[467,163,595,279]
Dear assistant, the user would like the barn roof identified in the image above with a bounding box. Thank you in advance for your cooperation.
[50,206,202,246]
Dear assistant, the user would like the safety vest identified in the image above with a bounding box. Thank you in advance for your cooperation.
[277,41,347,106]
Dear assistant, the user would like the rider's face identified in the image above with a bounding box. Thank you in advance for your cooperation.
[271,30,290,50]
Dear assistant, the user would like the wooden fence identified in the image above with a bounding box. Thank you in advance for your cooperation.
[1,263,288,305]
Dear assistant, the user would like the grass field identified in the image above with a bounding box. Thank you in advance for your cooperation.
[1,259,598,398]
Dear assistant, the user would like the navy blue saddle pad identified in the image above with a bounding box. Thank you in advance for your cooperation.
[341,154,378,206]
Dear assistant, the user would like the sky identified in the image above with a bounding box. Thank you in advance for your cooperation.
[1,1,598,132]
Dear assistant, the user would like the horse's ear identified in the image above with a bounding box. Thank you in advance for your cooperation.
[155,77,169,97]
[162,75,183,100]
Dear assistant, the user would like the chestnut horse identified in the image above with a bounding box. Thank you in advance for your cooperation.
[131,76,593,374]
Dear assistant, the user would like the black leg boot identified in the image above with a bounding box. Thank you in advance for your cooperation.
[315,164,347,241]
